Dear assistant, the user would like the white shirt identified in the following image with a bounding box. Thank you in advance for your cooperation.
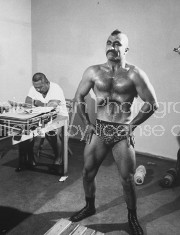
[27,82,68,117]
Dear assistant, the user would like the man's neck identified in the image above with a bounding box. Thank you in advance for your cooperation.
[107,59,126,71]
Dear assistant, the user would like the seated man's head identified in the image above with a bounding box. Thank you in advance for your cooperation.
[32,73,50,95]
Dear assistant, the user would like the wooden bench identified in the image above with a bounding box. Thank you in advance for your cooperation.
[44,218,104,235]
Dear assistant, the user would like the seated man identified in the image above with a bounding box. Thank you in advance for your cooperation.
[16,72,68,173]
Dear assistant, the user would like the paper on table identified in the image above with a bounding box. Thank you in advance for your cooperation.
[0,106,55,120]
[23,106,54,114]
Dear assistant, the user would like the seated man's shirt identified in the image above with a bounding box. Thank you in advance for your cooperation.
[27,82,68,117]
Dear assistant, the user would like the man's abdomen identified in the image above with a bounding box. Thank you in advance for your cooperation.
[96,104,132,124]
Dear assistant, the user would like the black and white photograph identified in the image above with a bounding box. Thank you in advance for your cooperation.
[0,1,180,234]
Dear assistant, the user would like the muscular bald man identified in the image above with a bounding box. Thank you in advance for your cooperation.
[70,29,158,235]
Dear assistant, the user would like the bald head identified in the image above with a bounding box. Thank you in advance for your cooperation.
[110,29,129,48]
[106,29,129,61]
[32,72,49,83]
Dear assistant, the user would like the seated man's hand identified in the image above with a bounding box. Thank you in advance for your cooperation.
[47,100,61,108]
[34,100,44,107]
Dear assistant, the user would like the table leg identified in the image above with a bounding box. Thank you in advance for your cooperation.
[63,119,68,174]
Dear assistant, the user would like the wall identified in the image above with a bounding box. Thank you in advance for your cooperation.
[31,0,180,160]
[0,0,32,103]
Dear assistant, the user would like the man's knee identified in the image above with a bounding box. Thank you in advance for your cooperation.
[121,174,135,187]
[82,168,95,183]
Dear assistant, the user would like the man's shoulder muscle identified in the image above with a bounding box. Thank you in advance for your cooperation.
[81,65,102,85]
[84,64,101,75]
[128,64,149,85]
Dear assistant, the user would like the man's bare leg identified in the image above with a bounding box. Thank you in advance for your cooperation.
[46,128,63,163]
[54,127,63,165]
[46,127,63,174]
[70,134,109,222]
[112,139,143,235]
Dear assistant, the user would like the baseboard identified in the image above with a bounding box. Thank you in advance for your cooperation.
[135,150,176,163]
[69,137,176,163]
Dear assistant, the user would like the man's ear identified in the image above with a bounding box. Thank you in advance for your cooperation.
[125,47,129,53]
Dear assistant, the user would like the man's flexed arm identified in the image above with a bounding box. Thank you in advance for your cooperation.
[75,67,95,125]
[129,67,159,130]
[74,67,95,143]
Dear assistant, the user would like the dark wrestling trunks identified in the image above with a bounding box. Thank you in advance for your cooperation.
[95,119,134,147]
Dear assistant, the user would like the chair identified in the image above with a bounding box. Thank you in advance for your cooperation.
[35,98,76,160]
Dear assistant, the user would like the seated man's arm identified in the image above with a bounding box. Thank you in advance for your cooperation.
[47,100,61,108]
[25,96,45,107]
[26,97,60,107]
[51,85,68,117]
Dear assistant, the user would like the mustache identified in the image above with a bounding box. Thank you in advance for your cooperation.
[106,49,118,56]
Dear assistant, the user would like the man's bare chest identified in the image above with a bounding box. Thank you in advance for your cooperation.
[94,71,134,95]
